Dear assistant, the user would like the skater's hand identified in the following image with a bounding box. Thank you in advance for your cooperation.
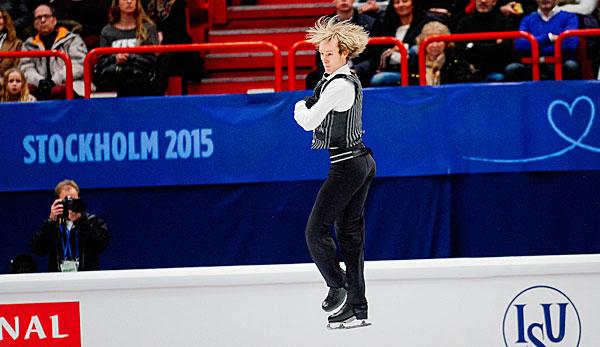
[303,96,318,109]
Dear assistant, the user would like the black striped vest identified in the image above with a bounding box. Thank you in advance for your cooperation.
[311,72,363,150]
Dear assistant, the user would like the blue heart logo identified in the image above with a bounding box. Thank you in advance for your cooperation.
[463,95,599,163]
[547,96,598,153]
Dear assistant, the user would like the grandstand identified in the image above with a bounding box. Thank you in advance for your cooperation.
[1,1,600,346]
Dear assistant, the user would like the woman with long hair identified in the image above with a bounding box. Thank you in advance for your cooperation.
[0,9,23,89]
[369,0,422,86]
[94,0,159,96]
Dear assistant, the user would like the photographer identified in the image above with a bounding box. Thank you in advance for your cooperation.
[30,179,109,272]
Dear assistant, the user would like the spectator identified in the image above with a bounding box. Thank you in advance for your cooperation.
[0,0,33,40]
[369,0,422,86]
[305,0,375,89]
[454,0,513,82]
[558,0,599,76]
[409,21,473,85]
[94,0,159,97]
[0,9,22,89]
[19,4,87,100]
[31,179,109,272]
[1,67,36,101]
[50,0,111,49]
[146,0,204,88]
[505,0,580,81]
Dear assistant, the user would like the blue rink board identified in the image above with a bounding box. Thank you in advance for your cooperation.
[0,81,599,273]
[2,81,600,191]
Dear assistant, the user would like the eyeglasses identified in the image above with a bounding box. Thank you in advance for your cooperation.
[34,14,54,22]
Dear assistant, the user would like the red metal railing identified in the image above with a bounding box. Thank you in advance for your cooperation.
[288,40,314,91]
[83,42,283,98]
[419,31,540,86]
[0,50,74,99]
[554,29,600,80]
[288,37,409,90]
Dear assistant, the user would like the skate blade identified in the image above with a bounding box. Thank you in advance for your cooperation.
[326,319,371,330]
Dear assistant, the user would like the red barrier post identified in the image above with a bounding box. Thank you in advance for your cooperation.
[288,40,314,91]
[419,31,540,86]
[288,37,409,91]
[0,50,74,99]
[367,37,409,87]
[83,42,283,98]
[554,29,600,80]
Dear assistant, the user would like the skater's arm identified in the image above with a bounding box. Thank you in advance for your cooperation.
[294,78,355,131]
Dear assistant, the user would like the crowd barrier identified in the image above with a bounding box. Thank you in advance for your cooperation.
[555,28,600,80]
[83,42,283,98]
[287,36,409,90]
[7,30,599,99]
[0,50,74,99]
[419,31,540,85]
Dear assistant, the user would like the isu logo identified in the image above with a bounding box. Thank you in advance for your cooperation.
[0,302,80,347]
[502,286,581,347]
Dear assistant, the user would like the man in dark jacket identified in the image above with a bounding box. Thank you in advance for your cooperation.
[305,0,375,89]
[31,179,109,272]
[454,0,513,81]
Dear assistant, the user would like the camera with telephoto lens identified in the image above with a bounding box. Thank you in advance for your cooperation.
[60,197,86,219]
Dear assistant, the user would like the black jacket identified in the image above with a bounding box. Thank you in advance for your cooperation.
[408,47,473,85]
[454,8,513,77]
[31,213,109,272]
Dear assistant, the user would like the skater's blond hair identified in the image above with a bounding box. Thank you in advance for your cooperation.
[306,16,369,60]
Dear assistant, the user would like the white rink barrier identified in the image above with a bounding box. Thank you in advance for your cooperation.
[1,254,599,347]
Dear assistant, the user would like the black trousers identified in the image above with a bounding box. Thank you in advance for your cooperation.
[305,153,376,305]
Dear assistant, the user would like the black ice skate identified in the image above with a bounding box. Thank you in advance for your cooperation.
[321,287,347,312]
[326,303,371,330]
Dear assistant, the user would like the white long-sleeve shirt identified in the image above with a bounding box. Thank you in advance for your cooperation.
[294,65,356,131]
[559,0,596,15]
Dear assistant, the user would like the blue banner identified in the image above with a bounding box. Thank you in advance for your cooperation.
[1,81,600,192]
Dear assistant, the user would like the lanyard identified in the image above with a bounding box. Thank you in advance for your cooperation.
[59,224,79,260]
